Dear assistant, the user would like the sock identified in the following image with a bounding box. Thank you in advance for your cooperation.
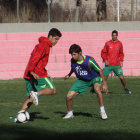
[35,92,39,97]
[68,110,73,115]
[18,110,25,113]
[100,106,105,112]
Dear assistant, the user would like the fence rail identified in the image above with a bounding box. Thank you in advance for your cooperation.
[0,0,140,23]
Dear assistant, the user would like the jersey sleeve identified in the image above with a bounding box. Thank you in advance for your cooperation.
[119,42,124,62]
[89,58,100,72]
[28,44,46,72]
[101,42,108,62]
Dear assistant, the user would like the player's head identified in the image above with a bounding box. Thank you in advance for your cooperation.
[112,30,118,41]
[48,28,62,46]
[69,44,82,61]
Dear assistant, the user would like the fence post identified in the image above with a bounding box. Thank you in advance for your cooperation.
[17,0,19,23]
[117,0,120,22]
[75,0,81,22]
[47,0,51,22]
[131,0,134,21]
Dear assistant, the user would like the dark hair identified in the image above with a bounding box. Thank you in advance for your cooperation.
[112,30,118,35]
[69,44,82,54]
[48,28,62,37]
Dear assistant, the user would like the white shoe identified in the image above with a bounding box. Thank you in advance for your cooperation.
[30,91,38,105]
[18,110,25,114]
[100,111,108,120]
[63,112,74,119]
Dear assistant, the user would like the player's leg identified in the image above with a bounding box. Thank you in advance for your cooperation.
[20,79,35,111]
[38,88,56,95]
[66,91,79,111]
[114,66,131,94]
[20,97,33,111]
[92,77,107,120]
[63,80,88,119]
[119,76,131,94]
[63,91,79,119]
[103,66,112,80]
[119,76,126,88]
[102,66,112,93]
[110,71,114,78]
[30,77,56,105]
[94,83,108,119]
[94,83,104,106]
[36,77,56,95]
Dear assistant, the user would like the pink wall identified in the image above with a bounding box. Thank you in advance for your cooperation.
[0,31,140,79]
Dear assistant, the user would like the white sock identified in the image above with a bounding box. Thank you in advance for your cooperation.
[18,110,25,113]
[100,106,105,112]
[35,92,39,97]
[68,110,73,115]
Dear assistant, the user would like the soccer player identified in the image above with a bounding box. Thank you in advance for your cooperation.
[63,44,108,120]
[101,30,131,94]
[18,28,62,113]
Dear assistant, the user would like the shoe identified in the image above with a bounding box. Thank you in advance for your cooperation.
[30,91,39,105]
[125,88,131,94]
[100,111,108,120]
[13,118,17,123]
[63,112,74,119]
[18,110,25,114]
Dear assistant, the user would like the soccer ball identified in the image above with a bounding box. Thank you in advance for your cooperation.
[17,110,30,123]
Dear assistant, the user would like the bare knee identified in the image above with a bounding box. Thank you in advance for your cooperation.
[28,97,33,102]
[119,76,124,80]
[53,88,57,95]
[66,91,78,101]
[94,84,101,95]
[94,88,102,96]
[27,98,33,107]
[96,91,102,96]
[104,76,108,80]
[52,88,57,95]
[66,94,73,101]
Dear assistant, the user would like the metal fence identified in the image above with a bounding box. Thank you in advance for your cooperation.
[0,0,140,23]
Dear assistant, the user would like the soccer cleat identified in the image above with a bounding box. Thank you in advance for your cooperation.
[63,112,74,119]
[100,111,108,120]
[30,91,39,105]
[125,88,131,94]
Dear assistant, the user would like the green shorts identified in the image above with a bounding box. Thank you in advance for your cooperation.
[103,66,123,77]
[25,77,55,96]
[69,76,102,94]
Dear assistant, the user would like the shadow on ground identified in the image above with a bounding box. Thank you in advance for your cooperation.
[0,124,139,140]
[29,112,49,121]
[54,111,101,119]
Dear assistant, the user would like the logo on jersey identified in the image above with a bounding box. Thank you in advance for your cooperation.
[117,46,119,50]
[109,46,112,48]
[75,66,88,76]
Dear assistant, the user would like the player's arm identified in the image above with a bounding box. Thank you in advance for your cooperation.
[89,58,108,94]
[101,43,109,65]
[30,72,39,79]
[29,44,46,79]
[119,42,124,67]
[64,68,74,80]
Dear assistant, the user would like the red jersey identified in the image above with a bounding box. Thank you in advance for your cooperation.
[24,36,52,79]
[101,40,124,66]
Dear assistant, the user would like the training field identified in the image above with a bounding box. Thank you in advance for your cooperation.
[0,77,140,140]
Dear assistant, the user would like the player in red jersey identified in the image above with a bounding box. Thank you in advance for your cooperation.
[18,28,62,114]
[101,30,131,94]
